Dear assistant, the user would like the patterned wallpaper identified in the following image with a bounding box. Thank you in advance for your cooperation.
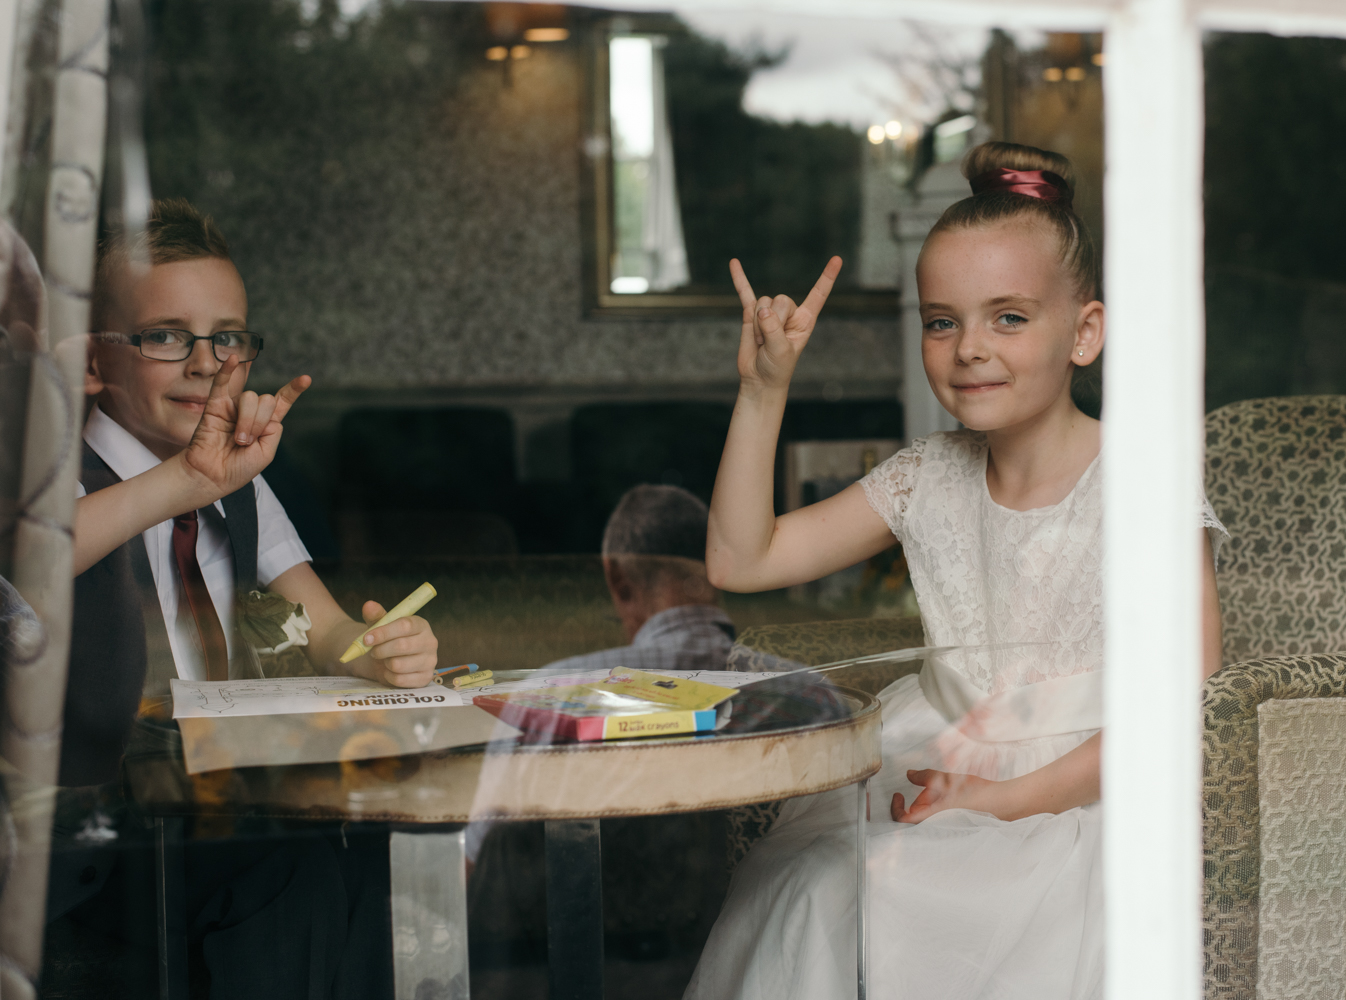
[231,46,902,395]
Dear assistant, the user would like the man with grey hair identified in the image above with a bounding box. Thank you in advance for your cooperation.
[467,486,741,959]
[542,483,737,673]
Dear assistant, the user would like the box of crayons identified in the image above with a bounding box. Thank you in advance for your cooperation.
[471,667,738,742]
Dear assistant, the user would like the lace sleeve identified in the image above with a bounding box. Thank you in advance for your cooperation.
[860,439,925,543]
[1200,489,1230,571]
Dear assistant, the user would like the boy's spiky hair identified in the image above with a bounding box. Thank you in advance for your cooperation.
[92,198,231,329]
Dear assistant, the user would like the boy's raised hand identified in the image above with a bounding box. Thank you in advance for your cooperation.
[731,256,842,394]
[179,357,311,501]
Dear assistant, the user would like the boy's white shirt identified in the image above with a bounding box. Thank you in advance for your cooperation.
[77,404,312,681]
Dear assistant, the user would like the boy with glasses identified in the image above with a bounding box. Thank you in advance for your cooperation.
[61,198,431,998]
[72,198,439,781]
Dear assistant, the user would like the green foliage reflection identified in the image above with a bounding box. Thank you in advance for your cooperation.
[1204,33,1346,409]
[663,31,865,300]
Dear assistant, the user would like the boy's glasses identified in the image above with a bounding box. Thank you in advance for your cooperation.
[94,329,264,363]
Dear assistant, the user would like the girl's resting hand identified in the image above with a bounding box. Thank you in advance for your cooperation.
[894,734,1102,824]
[346,600,439,688]
[892,768,1008,824]
[730,256,842,395]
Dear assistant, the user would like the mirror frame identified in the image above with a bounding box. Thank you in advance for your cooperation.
[579,13,903,319]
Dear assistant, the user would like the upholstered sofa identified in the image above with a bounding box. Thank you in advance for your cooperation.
[1203,396,1346,999]
[726,396,1346,1000]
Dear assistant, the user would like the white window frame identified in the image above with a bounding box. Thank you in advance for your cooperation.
[4,1,1340,997]
[591,0,1346,995]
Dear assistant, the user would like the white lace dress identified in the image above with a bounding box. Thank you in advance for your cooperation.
[685,430,1227,1000]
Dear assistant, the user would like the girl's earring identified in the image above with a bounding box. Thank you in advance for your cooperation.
[1077,350,1084,356]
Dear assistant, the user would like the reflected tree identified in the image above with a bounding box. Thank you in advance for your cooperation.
[1204,33,1346,408]
[144,0,484,219]
[138,0,491,369]
[662,29,864,300]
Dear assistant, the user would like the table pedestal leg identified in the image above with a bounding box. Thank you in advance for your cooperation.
[857,778,869,1000]
[390,828,470,1000]
[545,819,604,1000]
[155,817,187,1000]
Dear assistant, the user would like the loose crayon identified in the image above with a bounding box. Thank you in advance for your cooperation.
[452,671,494,690]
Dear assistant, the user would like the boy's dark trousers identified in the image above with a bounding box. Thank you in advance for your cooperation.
[185,823,394,1000]
[50,812,394,1000]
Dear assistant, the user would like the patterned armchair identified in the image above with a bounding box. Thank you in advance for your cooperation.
[1202,397,1346,999]
[724,615,926,868]
[1205,396,1346,663]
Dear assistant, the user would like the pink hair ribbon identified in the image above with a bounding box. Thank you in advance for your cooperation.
[969,168,1073,208]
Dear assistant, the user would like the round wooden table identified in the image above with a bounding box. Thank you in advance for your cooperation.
[127,687,883,1000]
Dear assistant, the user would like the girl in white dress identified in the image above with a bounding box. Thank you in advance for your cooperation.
[686,142,1227,1000]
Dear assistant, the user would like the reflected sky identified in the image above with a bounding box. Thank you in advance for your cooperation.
[353,1,993,132]
[610,36,656,158]
[680,11,987,129]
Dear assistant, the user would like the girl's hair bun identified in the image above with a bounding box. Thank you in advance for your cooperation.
[962,141,1077,193]
[926,140,1098,301]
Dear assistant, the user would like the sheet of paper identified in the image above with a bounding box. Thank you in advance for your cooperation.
[171,676,464,719]
[169,669,789,773]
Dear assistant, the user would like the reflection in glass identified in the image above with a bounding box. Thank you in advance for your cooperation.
[609,35,689,294]
[21,0,1346,996]
[593,14,964,312]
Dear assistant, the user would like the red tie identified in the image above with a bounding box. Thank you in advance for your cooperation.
[172,510,230,682]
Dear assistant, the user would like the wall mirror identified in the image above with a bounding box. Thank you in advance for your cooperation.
[580,12,982,317]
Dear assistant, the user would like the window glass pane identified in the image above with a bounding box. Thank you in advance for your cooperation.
[1204,31,1346,409]
[13,4,1340,999]
[1199,30,1346,999]
[600,14,991,308]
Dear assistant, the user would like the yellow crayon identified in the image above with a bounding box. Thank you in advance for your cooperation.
[451,670,494,690]
[339,582,437,663]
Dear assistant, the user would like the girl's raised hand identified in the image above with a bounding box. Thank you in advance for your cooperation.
[731,256,842,395]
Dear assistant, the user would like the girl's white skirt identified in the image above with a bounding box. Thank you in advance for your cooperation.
[684,673,1104,1000]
